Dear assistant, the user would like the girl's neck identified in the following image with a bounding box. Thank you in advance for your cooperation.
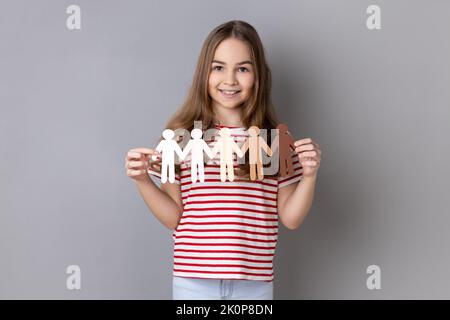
[212,102,244,127]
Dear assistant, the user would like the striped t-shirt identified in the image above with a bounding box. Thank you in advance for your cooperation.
[148,124,303,282]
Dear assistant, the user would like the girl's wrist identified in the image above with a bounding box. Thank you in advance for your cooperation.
[302,173,318,182]
[133,175,153,187]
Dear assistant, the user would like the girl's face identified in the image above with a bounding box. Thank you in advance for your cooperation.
[208,38,255,111]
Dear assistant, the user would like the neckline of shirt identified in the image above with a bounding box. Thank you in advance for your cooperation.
[213,123,246,130]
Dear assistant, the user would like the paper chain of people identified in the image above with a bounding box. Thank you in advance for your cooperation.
[152,124,297,183]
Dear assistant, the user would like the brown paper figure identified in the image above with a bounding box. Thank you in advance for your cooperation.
[240,126,273,181]
[210,127,244,182]
[276,123,296,177]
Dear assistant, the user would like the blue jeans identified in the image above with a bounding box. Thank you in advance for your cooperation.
[172,276,273,300]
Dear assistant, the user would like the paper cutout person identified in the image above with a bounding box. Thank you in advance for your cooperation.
[276,123,296,177]
[240,126,273,181]
[155,129,184,183]
[210,127,244,182]
[180,128,214,183]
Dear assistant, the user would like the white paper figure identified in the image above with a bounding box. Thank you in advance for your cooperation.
[240,126,273,181]
[210,127,245,182]
[180,128,214,183]
[155,129,184,183]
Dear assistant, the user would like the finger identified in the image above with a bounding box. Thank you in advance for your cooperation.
[148,162,161,171]
[127,169,147,176]
[295,144,315,153]
[130,148,157,155]
[294,138,314,147]
[311,154,321,163]
[294,139,320,151]
[127,161,145,169]
[148,153,162,162]
[308,155,321,163]
[298,144,321,154]
[302,155,320,165]
[127,151,142,160]
[301,156,319,165]
[128,149,160,161]
[299,150,319,158]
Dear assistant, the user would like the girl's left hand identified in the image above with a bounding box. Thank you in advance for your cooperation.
[294,138,322,177]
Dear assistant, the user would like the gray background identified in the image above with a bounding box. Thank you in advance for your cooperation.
[1,0,449,299]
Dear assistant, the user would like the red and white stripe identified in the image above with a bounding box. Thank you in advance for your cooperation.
[148,124,303,282]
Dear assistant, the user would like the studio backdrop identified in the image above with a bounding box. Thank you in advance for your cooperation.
[1,0,449,299]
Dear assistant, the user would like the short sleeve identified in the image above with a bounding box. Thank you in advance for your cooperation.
[147,167,181,185]
[277,152,303,189]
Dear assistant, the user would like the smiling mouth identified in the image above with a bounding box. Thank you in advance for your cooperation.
[218,89,241,97]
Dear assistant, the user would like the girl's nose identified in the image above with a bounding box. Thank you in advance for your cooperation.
[224,71,238,85]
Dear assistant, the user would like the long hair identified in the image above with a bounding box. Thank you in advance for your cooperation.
[152,20,280,178]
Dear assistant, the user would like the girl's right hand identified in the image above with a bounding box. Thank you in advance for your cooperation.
[125,147,160,182]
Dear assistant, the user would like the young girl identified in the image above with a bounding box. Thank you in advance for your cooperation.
[125,20,322,300]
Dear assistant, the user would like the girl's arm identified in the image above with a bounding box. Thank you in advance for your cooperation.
[277,137,321,230]
[232,140,244,158]
[277,174,317,230]
[239,139,249,155]
[179,140,192,160]
[210,141,220,159]
[202,140,215,159]
[134,178,183,230]
[259,137,272,156]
